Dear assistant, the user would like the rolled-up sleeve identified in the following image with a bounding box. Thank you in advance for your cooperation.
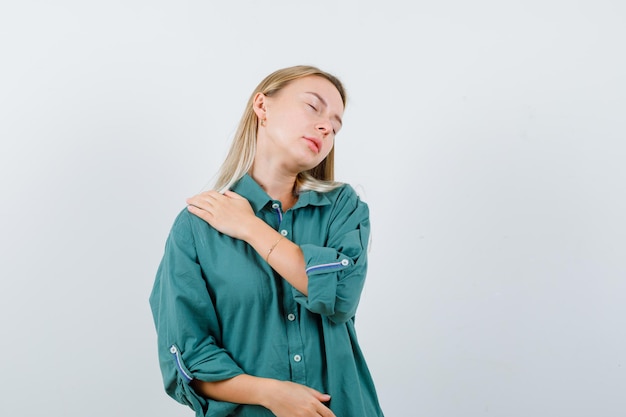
[294,187,370,324]
[149,211,243,417]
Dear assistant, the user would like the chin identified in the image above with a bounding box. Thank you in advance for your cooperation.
[292,154,325,172]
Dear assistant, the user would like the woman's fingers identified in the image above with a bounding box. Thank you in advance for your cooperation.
[222,190,243,199]
[265,381,336,417]
[187,190,218,207]
[185,190,256,240]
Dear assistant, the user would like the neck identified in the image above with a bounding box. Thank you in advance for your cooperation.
[249,164,299,210]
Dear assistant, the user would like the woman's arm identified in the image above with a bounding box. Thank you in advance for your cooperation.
[191,375,335,417]
[152,209,334,416]
[186,186,371,324]
[149,210,245,414]
[185,190,311,294]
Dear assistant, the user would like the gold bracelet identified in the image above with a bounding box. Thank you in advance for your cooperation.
[265,236,284,263]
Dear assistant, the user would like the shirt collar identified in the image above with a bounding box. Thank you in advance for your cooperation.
[231,174,273,214]
[231,174,333,212]
[292,188,332,209]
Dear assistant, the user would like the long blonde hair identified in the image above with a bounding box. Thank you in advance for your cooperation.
[214,65,347,194]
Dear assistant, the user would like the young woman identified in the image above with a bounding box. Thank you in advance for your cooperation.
[150,65,384,417]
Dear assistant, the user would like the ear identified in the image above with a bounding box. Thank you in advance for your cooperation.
[252,92,267,121]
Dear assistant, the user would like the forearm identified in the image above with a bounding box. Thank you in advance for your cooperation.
[190,374,274,407]
[244,218,309,295]
[192,374,335,417]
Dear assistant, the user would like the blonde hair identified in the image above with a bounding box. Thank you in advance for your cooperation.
[214,65,347,194]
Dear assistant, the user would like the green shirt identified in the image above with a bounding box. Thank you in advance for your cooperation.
[149,174,384,417]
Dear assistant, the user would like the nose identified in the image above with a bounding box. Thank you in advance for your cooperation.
[316,119,333,136]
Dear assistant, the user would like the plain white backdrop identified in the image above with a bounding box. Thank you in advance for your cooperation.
[1,1,625,416]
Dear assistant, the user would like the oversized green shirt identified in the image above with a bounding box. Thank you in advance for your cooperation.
[149,175,384,417]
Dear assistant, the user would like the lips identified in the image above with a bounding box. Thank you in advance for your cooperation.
[303,136,322,153]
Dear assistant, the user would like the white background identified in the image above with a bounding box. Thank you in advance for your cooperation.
[1,1,625,416]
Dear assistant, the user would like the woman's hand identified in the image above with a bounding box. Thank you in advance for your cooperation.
[186,190,258,241]
[261,380,335,417]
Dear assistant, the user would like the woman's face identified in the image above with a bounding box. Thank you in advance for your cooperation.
[254,75,344,173]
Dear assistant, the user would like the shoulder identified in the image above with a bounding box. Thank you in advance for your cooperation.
[325,183,368,209]
[316,184,369,223]
[168,207,213,242]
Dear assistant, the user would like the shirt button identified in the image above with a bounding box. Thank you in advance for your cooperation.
[271,203,279,209]
[341,259,349,266]
[287,313,296,321]
[293,354,302,362]
[280,230,288,236]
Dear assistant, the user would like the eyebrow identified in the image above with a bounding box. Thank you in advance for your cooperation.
[305,92,343,128]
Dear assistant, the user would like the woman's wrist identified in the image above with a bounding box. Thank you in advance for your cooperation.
[242,217,276,245]
[256,378,280,409]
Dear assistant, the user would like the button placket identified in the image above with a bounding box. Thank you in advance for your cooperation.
[276,210,306,382]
